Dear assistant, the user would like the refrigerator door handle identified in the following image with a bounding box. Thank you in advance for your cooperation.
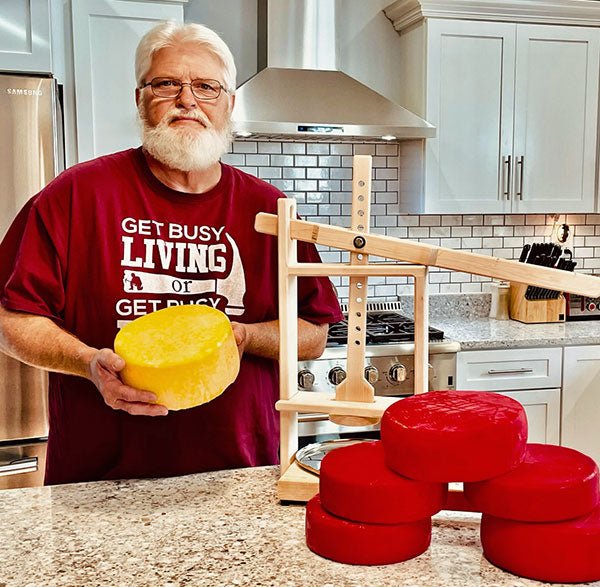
[0,456,38,477]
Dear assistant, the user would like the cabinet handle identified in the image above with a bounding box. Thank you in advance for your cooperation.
[516,156,524,200]
[487,367,534,375]
[502,155,512,200]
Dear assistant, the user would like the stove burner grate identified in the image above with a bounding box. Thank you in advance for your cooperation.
[327,312,444,346]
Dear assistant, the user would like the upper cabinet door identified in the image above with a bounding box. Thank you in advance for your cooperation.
[0,0,52,73]
[425,20,516,214]
[512,25,600,214]
[72,0,184,163]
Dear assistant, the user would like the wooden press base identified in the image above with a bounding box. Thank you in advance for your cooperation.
[277,462,470,506]
[277,461,319,502]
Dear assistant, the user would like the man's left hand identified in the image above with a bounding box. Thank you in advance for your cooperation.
[231,322,249,359]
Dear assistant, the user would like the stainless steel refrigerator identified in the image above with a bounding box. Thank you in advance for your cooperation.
[0,73,63,489]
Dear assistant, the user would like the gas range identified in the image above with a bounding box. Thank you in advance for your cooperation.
[297,302,460,440]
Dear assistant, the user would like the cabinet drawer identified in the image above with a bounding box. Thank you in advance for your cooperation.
[456,348,562,391]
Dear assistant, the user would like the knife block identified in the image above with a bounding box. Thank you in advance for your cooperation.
[509,282,566,323]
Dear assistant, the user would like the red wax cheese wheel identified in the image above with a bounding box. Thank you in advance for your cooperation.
[306,495,431,566]
[381,391,527,482]
[320,440,447,524]
[465,443,600,522]
[481,507,600,583]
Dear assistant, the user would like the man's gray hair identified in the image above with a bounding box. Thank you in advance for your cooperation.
[135,21,237,94]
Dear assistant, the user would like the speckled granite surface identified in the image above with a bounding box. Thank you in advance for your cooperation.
[0,466,598,587]
[398,293,600,350]
[433,317,600,350]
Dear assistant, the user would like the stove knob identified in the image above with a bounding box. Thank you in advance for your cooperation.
[328,366,347,386]
[364,366,379,384]
[389,363,407,383]
[298,369,315,390]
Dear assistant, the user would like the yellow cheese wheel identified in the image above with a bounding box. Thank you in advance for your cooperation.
[114,305,240,411]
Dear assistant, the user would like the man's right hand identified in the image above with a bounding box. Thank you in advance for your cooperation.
[87,348,168,417]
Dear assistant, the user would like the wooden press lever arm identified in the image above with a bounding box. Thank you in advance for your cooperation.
[255,214,600,298]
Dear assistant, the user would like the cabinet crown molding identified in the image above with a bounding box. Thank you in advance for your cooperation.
[384,0,600,31]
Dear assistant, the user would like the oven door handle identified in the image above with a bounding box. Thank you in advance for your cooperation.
[0,456,38,477]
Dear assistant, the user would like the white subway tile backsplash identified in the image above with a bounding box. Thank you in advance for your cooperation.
[330,144,353,155]
[233,142,258,153]
[283,167,305,179]
[306,168,330,182]
[575,225,595,236]
[246,154,270,166]
[493,226,514,237]
[282,143,306,154]
[258,143,282,154]
[307,144,330,155]
[271,155,294,167]
[525,214,546,225]
[419,215,441,227]
[295,179,318,191]
[408,227,430,238]
[462,215,484,226]
[354,144,376,155]
[484,215,505,226]
[472,226,494,237]
[227,140,599,299]
[258,167,282,179]
[441,215,463,227]
[430,226,452,238]
[376,144,399,156]
[451,226,472,238]
[331,168,352,180]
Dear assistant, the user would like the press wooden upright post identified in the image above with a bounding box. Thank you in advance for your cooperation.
[277,198,298,475]
[330,155,378,426]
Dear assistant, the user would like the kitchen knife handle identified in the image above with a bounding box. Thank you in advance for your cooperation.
[502,155,512,200]
[516,156,524,200]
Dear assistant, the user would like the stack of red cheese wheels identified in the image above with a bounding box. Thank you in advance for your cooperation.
[305,441,447,565]
[380,390,528,482]
[305,389,600,581]
[465,443,600,583]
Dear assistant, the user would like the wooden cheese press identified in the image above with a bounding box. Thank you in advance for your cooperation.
[254,155,600,503]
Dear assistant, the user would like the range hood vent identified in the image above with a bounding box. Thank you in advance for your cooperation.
[231,0,435,142]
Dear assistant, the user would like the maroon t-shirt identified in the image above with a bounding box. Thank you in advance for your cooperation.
[1,148,342,485]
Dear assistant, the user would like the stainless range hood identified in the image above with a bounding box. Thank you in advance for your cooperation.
[231,0,435,141]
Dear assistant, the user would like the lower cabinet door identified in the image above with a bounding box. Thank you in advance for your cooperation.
[562,346,600,466]
[500,389,560,445]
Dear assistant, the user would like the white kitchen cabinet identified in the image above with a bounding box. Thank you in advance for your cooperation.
[396,17,600,214]
[456,348,562,444]
[0,0,52,73]
[71,0,185,163]
[562,346,600,466]
[501,389,560,445]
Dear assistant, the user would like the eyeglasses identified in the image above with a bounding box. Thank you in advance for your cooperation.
[141,77,229,101]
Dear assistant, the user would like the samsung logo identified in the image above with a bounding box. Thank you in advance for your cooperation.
[7,88,43,96]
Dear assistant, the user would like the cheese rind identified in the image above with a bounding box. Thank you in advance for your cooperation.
[306,495,431,565]
[381,390,528,482]
[320,441,448,524]
[465,443,600,522]
[114,305,240,410]
[481,507,600,583]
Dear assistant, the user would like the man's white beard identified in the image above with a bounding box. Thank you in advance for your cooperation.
[139,105,232,172]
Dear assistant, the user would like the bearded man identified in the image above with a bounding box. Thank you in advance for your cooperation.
[0,22,342,485]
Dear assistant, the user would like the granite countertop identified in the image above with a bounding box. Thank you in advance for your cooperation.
[433,317,600,350]
[1,466,598,587]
